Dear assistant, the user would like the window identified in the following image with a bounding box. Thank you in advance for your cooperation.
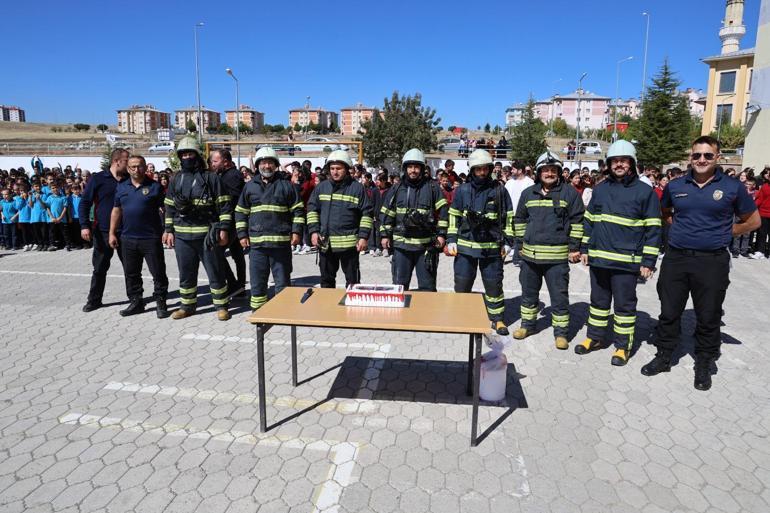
[716,104,733,127]
[719,71,736,94]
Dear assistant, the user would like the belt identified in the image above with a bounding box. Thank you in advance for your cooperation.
[669,246,727,256]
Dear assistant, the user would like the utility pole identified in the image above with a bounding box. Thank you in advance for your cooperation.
[193,22,204,144]
[613,56,634,142]
[575,72,588,169]
[641,12,650,106]
[226,68,240,167]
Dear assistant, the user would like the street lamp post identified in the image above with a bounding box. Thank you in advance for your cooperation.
[641,12,650,106]
[613,56,634,142]
[225,68,240,167]
[193,22,204,144]
[575,72,588,168]
[549,78,563,137]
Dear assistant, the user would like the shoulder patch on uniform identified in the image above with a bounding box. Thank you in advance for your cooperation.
[712,190,723,201]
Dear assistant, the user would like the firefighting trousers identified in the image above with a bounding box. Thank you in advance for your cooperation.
[174,237,229,311]
[391,247,438,291]
[518,260,570,337]
[586,267,638,350]
[454,253,504,323]
[249,246,292,310]
[319,249,360,289]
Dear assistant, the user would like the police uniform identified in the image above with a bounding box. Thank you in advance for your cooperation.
[380,167,448,291]
[514,167,584,345]
[235,172,305,310]
[307,173,373,288]
[580,153,661,364]
[652,168,756,371]
[447,168,514,328]
[114,177,168,314]
[164,159,232,315]
[217,164,246,293]
[79,170,127,309]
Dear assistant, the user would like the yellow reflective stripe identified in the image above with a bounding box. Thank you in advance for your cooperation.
[485,294,504,303]
[486,305,505,315]
[552,313,569,327]
[307,212,319,222]
[614,325,635,335]
[291,201,304,210]
[585,211,597,221]
[250,295,268,308]
[217,195,231,204]
[396,207,430,214]
[525,199,568,208]
[180,297,197,305]
[457,239,498,249]
[393,235,431,244]
[250,205,289,213]
[219,214,232,221]
[359,217,373,227]
[210,285,228,295]
[613,314,636,324]
[235,222,247,229]
[588,249,642,263]
[165,217,174,226]
[437,220,449,228]
[589,306,610,317]
[581,236,590,243]
[179,286,197,294]
[249,235,291,243]
[329,235,358,241]
[319,193,358,205]
[380,207,396,218]
[435,198,448,209]
[192,199,213,206]
[514,225,527,236]
[164,198,175,206]
[588,213,661,227]
[174,226,210,234]
[588,318,608,327]
[644,218,662,226]
[643,246,659,255]
[520,305,539,314]
[235,205,250,214]
[448,207,462,217]
[212,298,229,305]
[293,217,306,224]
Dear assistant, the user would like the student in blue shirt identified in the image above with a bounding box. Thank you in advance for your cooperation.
[15,185,33,250]
[1,189,20,250]
[68,184,83,249]
[44,182,72,251]
[28,182,49,251]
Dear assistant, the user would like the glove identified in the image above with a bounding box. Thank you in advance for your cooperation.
[446,243,458,256]
[504,245,512,256]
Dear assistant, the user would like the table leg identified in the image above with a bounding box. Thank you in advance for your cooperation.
[257,323,267,433]
[467,333,474,395]
[471,333,482,447]
[291,325,298,387]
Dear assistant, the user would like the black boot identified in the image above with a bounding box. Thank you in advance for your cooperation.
[156,298,169,319]
[82,300,102,313]
[641,351,672,376]
[694,356,713,391]
[120,297,144,317]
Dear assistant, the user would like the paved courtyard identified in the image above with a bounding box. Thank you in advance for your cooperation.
[0,247,769,513]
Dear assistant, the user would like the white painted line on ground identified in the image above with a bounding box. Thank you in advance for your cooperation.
[0,269,185,281]
[181,332,392,355]
[59,411,360,513]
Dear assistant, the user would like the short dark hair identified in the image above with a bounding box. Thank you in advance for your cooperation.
[110,148,129,163]
[445,159,455,167]
[212,149,232,162]
[692,135,721,152]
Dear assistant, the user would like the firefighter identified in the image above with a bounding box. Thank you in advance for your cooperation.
[512,151,584,349]
[235,147,305,311]
[446,149,514,335]
[307,150,373,288]
[577,140,661,365]
[163,136,233,321]
[380,148,448,291]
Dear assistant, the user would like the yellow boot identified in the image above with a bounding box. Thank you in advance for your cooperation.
[512,327,531,340]
[216,308,231,321]
[574,338,601,355]
[611,348,629,366]
[495,321,509,336]
[555,337,569,350]
[171,308,195,320]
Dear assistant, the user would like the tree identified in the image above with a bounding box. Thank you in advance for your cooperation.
[360,91,441,166]
[329,120,338,133]
[493,124,501,135]
[238,122,253,135]
[508,96,547,167]
[447,125,457,133]
[710,122,745,149]
[96,123,108,132]
[632,60,691,166]
[484,123,491,133]
[186,120,197,133]
[73,123,90,132]
[550,117,574,138]
[217,123,233,135]
[293,122,302,132]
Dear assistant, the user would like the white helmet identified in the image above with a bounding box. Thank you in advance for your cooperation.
[535,150,563,172]
[401,148,426,173]
[255,147,280,179]
[468,149,493,171]
[606,140,637,163]
[324,150,353,170]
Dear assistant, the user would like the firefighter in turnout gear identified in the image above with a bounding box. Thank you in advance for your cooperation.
[307,150,373,288]
[163,136,234,321]
[446,149,514,335]
[380,148,448,291]
[235,147,305,311]
[578,140,662,365]
[512,151,584,349]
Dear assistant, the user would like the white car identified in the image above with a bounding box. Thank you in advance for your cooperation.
[438,137,462,152]
[563,141,603,156]
[297,137,348,152]
[148,142,175,153]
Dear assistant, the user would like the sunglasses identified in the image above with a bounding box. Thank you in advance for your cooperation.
[691,153,716,161]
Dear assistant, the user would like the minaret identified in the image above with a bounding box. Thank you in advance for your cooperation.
[720,0,746,54]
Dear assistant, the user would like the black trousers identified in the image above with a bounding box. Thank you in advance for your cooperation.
[221,227,246,290]
[249,246,292,310]
[20,223,32,246]
[454,253,504,323]
[519,260,570,337]
[48,222,71,248]
[174,237,229,310]
[655,248,730,359]
[587,268,638,350]
[121,237,168,301]
[391,247,438,291]
[32,222,47,245]
[319,249,360,288]
[88,230,124,304]
[757,217,770,257]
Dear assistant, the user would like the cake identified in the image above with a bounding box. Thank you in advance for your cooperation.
[344,284,405,308]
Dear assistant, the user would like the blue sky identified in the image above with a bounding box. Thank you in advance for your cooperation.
[0,0,761,128]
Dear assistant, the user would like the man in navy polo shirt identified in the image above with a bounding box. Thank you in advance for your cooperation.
[642,136,760,390]
[79,148,128,312]
[108,155,169,318]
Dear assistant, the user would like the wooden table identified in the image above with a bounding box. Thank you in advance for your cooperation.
[247,287,493,446]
